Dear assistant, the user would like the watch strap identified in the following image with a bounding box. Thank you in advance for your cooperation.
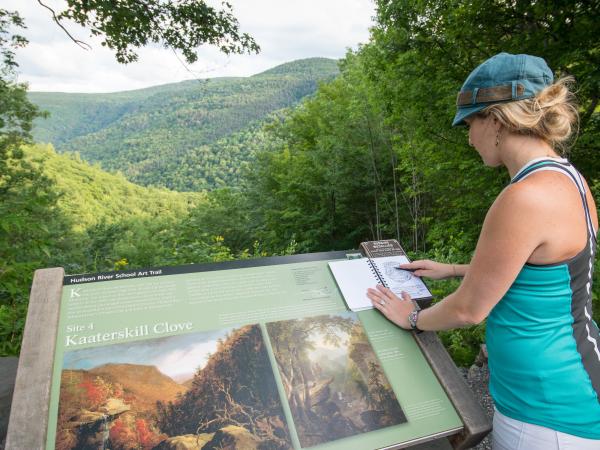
[408,308,422,332]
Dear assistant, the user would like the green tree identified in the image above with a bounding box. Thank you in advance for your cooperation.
[37,0,259,64]
[241,0,599,364]
[0,8,61,355]
[0,0,261,355]
[0,8,44,158]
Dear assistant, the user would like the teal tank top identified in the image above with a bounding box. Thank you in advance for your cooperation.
[486,158,600,439]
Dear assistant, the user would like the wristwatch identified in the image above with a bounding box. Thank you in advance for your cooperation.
[408,307,422,332]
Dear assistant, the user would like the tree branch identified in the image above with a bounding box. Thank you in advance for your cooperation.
[581,95,598,129]
[37,0,91,51]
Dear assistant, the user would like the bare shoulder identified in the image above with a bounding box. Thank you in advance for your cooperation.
[487,173,553,219]
[496,169,594,263]
[478,180,546,253]
[499,170,581,211]
[517,170,596,220]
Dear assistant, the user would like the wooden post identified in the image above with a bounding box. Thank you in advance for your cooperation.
[5,268,64,450]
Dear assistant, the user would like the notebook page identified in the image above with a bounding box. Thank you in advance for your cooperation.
[371,256,433,300]
[328,258,381,311]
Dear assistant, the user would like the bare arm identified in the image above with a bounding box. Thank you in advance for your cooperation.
[399,260,469,279]
[368,182,545,330]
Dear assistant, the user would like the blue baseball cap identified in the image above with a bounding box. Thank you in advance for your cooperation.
[452,52,554,127]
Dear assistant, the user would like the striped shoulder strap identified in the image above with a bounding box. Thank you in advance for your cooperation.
[511,159,596,241]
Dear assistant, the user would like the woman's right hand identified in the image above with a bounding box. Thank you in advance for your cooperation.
[398,260,455,280]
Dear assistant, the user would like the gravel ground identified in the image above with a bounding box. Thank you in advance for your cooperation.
[460,362,494,450]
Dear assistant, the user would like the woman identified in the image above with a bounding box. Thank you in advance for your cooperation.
[366,53,600,449]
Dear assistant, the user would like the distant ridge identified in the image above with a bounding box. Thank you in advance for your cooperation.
[29,57,339,191]
[254,57,340,77]
[29,57,337,95]
[89,363,186,412]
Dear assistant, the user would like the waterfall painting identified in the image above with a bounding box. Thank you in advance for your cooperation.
[266,312,407,447]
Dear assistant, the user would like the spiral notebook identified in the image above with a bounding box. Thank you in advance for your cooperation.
[328,256,433,311]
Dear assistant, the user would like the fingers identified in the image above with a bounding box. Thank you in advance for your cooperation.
[368,286,393,313]
[371,298,388,316]
[398,260,430,277]
[375,284,400,300]
[367,287,414,329]
[368,285,411,307]
[368,289,388,315]
[399,259,429,268]
[367,286,387,302]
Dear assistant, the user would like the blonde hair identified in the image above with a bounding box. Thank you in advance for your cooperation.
[483,77,579,154]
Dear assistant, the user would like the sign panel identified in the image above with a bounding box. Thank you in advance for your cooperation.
[47,256,462,450]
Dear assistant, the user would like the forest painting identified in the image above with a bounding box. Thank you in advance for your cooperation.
[266,312,406,447]
[54,325,292,450]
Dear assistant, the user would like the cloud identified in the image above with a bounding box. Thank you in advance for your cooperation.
[4,0,375,92]
[62,327,233,376]
[154,340,219,378]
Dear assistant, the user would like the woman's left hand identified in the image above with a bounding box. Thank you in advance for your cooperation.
[367,285,415,330]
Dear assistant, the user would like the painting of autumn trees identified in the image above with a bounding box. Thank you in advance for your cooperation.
[266,313,406,447]
[155,325,292,449]
[54,325,291,450]
[55,369,166,449]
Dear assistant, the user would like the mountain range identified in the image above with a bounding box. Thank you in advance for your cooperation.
[30,58,340,191]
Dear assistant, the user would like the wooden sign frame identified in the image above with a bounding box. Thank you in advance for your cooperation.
[6,252,490,449]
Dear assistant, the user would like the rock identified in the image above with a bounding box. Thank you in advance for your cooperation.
[460,362,493,450]
[329,411,360,438]
[202,425,262,450]
[70,410,107,426]
[360,409,385,429]
[153,433,214,450]
[99,397,130,416]
[309,377,334,405]
[72,417,111,450]
[70,397,130,426]
[474,344,488,366]
[312,400,339,417]
[65,398,132,450]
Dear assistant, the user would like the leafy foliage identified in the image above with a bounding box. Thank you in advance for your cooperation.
[41,0,258,64]
[230,0,600,364]
[0,0,267,356]
[0,8,27,76]
[0,7,57,355]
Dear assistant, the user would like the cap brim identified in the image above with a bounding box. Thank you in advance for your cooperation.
[452,104,486,127]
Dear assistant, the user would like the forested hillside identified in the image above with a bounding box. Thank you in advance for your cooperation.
[0,143,245,355]
[29,58,339,190]
[30,144,201,231]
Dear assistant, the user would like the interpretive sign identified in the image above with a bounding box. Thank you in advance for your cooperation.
[9,252,482,450]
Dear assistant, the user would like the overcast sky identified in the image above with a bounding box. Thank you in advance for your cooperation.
[64,328,232,379]
[6,0,376,93]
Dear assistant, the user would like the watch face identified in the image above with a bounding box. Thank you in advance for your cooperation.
[409,310,418,328]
